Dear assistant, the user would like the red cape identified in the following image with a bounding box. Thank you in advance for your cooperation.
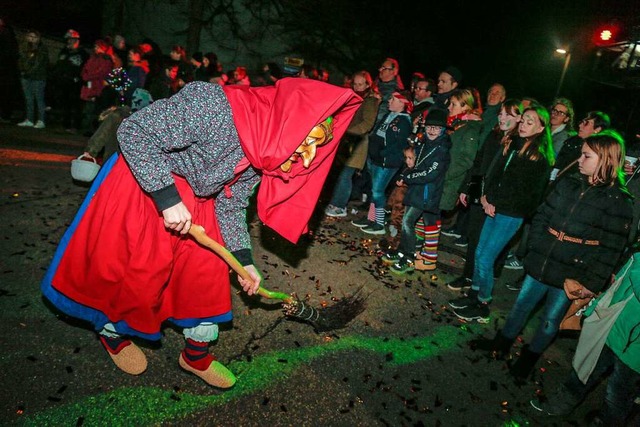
[223,79,361,243]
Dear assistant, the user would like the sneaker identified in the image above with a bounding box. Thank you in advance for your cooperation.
[34,120,45,129]
[351,217,372,228]
[362,223,386,235]
[447,276,472,291]
[17,119,34,127]
[504,254,524,270]
[390,257,415,275]
[325,204,347,217]
[454,236,468,247]
[448,293,478,309]
[441,227,462,238]
[529,394,579,417]
[381,250,401,265]
[453,301,490,323]
[505,280,523,291]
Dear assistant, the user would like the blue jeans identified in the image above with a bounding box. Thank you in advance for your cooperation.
[21,78,46,123]
[502,274,571,353]
[368,161,398,208]
[471,214,523,302]
[329,166,357,208]
[564,345,640,426]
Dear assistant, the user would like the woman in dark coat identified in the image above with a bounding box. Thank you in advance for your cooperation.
[485,130,633,379]
[450,105,554,321]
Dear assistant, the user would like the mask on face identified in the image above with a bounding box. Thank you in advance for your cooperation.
[280,117,334,172]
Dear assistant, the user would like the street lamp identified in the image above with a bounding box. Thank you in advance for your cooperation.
[555,48,572,98]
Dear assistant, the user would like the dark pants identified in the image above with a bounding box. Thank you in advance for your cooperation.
[399,208,438,257]
[564,345,640,426]
[56,81,83,129]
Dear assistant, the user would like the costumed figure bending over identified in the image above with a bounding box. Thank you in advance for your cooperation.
[41,79,361,388]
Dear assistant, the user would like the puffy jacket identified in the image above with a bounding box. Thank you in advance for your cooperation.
[402,133,451,213]
[525,173,633,292]
[368,112,411,168]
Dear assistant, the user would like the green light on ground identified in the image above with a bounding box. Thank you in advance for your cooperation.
[23,327,468,426]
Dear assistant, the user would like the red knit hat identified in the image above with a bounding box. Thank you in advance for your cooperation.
[392,92,413,114]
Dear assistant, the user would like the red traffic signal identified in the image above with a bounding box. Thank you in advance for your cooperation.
[594,23,620,46]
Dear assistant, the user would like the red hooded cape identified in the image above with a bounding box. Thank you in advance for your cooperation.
[223,78,361,243]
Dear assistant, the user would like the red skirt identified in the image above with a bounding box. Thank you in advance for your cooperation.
[49,156,232,337]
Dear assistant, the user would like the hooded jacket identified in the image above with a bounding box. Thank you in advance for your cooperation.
[401,133,451,213]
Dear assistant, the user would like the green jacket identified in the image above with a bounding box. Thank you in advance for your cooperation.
[439,119,482,210]
[587,252,640,373]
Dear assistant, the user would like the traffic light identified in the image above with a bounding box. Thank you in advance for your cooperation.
[594,23,620,46]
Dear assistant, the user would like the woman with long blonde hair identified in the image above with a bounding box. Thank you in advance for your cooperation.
[478,129,633,380]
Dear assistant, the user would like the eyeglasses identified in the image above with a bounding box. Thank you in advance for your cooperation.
[414,87,429,92]
[379,66,394,72]
[551,108,569,117]
[425,126,442,131]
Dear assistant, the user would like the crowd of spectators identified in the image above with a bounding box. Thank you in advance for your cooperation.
[2,19,639,426]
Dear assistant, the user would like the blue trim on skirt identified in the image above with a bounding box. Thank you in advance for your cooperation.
[40,153,232,341]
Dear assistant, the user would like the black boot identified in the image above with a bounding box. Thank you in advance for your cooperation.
[510,345,542,379]
[473,331,515,359]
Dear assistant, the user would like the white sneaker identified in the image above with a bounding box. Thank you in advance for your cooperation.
[34,121,45,129]
[325,204,347,217]
[17,120,34,127]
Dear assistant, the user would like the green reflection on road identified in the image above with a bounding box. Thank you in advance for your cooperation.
[23,327,468,426]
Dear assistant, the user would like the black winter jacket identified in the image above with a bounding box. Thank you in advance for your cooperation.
[368,112,412,168]
[525,173,633,292]
[483,136,552,218]
[401,133,452,213]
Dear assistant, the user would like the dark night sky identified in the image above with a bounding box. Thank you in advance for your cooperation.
[4,0,639,133]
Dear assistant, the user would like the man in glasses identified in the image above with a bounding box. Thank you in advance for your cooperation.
[549,97,575,156]
[374,57,404,122]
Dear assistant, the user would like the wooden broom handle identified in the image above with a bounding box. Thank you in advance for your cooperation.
[188,224,293,303]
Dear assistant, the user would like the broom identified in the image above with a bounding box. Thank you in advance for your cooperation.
[188,224,365,332]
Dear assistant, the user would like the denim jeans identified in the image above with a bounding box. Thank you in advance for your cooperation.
[501,274,571,353]
[20,78,46,123]
[367,160,398,208]
[564,345,640,426]
[329,166,357,208]
[471,213,523,302]
[399,208,438,256]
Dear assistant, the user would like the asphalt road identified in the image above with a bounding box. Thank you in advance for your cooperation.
[0,122,626,426]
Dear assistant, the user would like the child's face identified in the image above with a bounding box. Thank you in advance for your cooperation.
[404,152,416,168]
[426,125,443,140]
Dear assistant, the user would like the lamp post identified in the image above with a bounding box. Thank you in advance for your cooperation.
[555,48,572,98]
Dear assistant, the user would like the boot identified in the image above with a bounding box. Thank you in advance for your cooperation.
[509,345,542,379]
[472,331,515,360]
